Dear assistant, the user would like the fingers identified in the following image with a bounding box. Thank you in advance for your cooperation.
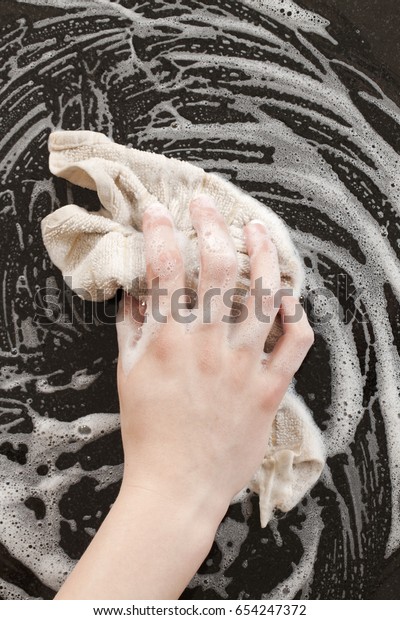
[263,296,314,408]
[230,220,281,351]
[189,195,238,326]
[142,202,186,330]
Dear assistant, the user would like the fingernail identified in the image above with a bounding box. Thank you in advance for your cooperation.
[143,202,173,225]
[190,194,216,211]
[247,219,268,231]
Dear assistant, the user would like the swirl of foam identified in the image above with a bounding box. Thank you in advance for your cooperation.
[0,0,399,600]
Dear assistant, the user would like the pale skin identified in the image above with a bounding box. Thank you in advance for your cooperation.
[55,195,314,600]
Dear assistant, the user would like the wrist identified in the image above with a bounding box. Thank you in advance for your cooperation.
[118,472,228,542]
[109,480,223,597]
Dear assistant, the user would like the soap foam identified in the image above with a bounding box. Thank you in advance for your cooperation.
[1,0,400,600]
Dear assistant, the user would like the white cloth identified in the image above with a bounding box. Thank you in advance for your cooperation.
[42,129,325,526]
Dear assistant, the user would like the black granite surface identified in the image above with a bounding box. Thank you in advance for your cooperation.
[0,0,399,600]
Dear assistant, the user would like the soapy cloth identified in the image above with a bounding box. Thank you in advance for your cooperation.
[41,129,325,526]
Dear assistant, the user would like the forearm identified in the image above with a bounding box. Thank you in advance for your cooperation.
[55,485,222,600]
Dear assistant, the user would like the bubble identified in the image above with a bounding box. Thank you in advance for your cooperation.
[77,425,91,435]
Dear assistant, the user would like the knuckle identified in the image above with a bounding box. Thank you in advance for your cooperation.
[194,211,219,233]
[230,351,252,384]
[219,251,238,277]
[261,236,274,252]
[153,325,179,359]
[202,251,237,284]
[159,248,182,267]
[197,349,221,375]
[260,377,284,409]
[260,296,274,319]
[198,205,218,220]
[152,249,183,277]
[249,237,266,258]
[296,323,315,348]
[256,236,277,257]
[269,357,293,379]
[264,286,276,305]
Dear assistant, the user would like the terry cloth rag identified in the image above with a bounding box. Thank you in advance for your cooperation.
[41,129,325,526]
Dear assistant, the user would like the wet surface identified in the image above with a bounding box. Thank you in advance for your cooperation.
[0,0,400,600]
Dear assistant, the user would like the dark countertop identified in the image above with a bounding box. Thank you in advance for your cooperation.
[0,0,399,600]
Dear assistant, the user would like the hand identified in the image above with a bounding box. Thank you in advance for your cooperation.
[55,194,314,600]
[116,194,314,523]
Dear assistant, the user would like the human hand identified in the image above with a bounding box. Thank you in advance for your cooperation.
[115,194,314,526]
[55,195,314,600]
